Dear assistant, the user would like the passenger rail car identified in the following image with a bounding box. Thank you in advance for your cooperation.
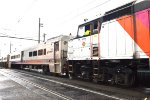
[67,0,150,86]
[9,51,21,69]
[5,35,70,75]
[0,55,9,68]
[21,35,70,75]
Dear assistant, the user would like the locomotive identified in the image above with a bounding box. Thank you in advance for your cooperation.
[0,0,150,87]
[67,0,150,86]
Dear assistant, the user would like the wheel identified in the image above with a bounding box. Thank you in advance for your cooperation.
[127,74,136,87]
[42,66,49,74]
[93,78,98,83]
[109,75,116,85]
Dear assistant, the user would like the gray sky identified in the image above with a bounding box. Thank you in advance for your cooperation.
[0,0,134,57]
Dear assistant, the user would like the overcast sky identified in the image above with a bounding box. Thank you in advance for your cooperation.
[0,0,134,57]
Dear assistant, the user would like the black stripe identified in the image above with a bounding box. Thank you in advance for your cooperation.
[134,1,150,12]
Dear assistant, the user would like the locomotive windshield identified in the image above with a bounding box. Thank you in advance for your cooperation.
[78,24,91,37]
[77,20,99,38]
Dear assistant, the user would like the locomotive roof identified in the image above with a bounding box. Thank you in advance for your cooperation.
[78,0,150,27]
[78,1,134,27]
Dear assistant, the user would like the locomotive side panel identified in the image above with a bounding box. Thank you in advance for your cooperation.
[117,9,150,58]
[80,36,91,60]
[116,16,134,58]
[67,39,74,60]
[108,20,117,57]
[100,17,135,59]
[100,22,109,58]
[68,39,80,60]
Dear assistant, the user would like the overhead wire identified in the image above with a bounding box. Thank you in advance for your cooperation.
[1,0,112,42]
[8,0,39,41]
[17,0,38,23]
[60,0,96,20]
[0,34,40,41]
[61,0,112,24]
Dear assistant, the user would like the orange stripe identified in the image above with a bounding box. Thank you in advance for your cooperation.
[117,15,134,39]
[22,59,49,64]
[117,14,150,57]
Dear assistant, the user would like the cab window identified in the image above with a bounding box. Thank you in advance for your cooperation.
[84,24,91,36]
[78,24,91,37]
[92,21,98,34]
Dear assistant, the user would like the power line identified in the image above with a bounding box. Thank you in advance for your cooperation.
[61,0,111,24]
[17,0,38,23]
[60,0,96,20]
[0,35,40,41]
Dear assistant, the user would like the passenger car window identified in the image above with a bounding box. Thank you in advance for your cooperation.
[29,52,32,57]
[33,51,37,56]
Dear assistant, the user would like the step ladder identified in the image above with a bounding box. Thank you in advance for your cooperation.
[93,61,99,78]
[68,65,73,73]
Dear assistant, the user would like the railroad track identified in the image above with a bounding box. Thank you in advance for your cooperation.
[0,69,73,100]
[0,69,149,100]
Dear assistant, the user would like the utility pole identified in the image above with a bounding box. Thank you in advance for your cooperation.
[10,42,12,53]
[38,18,43,44]
[43,33,46,42]
[38,18,41,44]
